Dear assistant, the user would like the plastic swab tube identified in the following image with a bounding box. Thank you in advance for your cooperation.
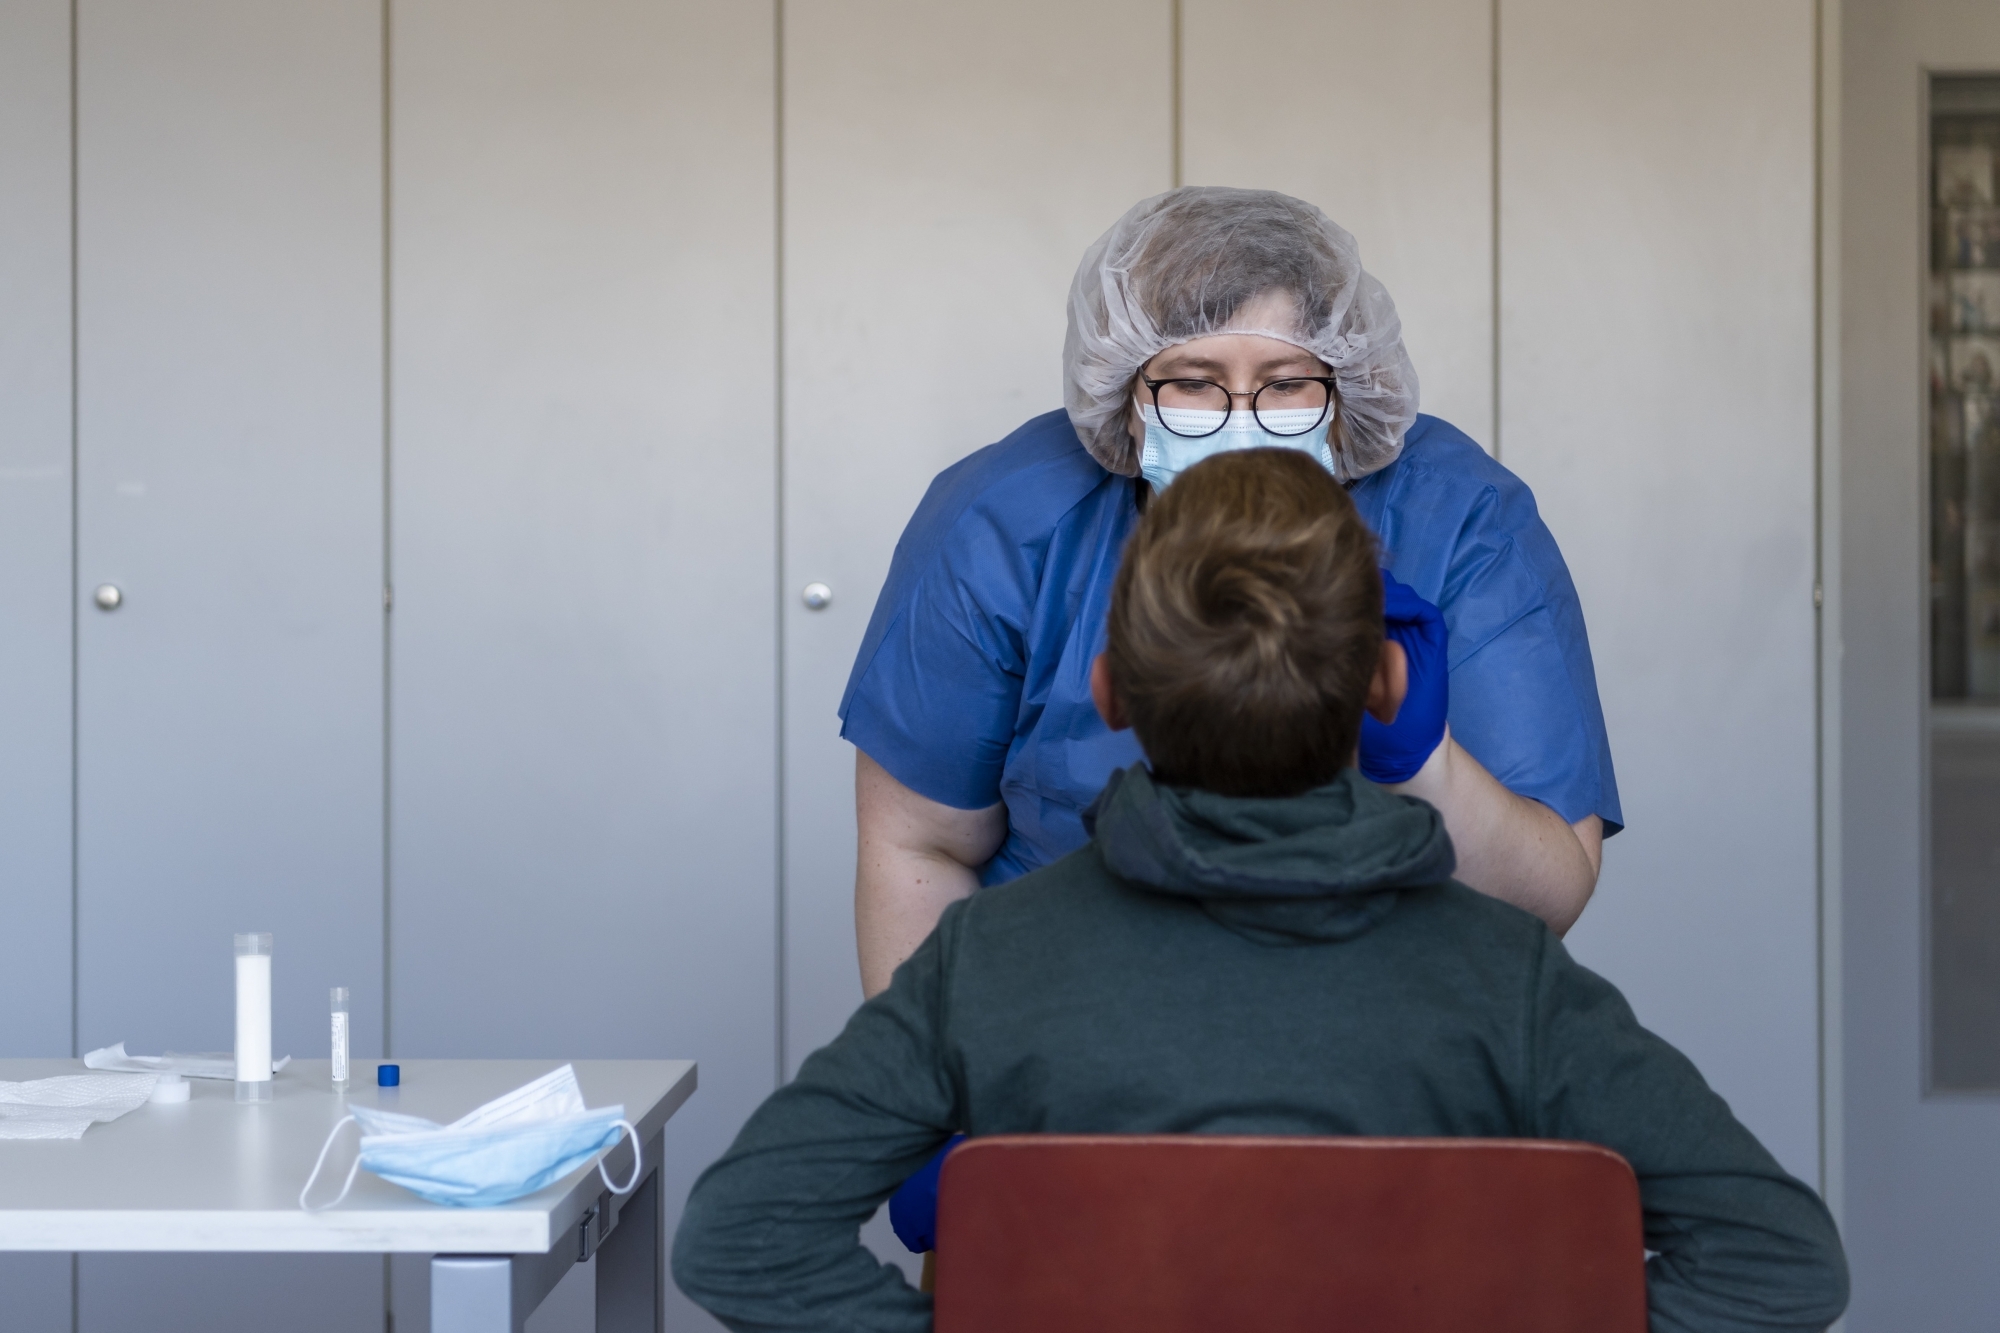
[330,987,350,1091]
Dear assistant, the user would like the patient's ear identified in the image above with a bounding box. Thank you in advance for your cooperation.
[1364,639,1408,725]
[1090,654,1131,732]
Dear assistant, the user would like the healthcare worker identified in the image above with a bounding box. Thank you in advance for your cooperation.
[843,186,1620,1000]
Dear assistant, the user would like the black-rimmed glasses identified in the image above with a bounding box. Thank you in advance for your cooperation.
[1141,375,1338,438]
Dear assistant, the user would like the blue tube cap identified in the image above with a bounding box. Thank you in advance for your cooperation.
[376,1063,400,1087]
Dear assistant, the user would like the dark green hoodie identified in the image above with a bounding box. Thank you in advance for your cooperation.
[674,768,1847,1333]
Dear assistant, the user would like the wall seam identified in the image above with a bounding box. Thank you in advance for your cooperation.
[380,0,394,1065]
[67,0,81,1067]
[1170,0,1182,188]
[1490,0,1502,460]
[1812,0,1829,1207]
[773,0,788,1089]
[69,0,81,1315]
[1813,0,1843,1238]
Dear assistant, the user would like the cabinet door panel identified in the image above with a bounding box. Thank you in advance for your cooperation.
[1499,0,1820,1183]
[0,0,74,1063]
[388,4,776,1327]
[780,0,1173,1076]
[1183,0,1494,445]
[74,0,386,1327]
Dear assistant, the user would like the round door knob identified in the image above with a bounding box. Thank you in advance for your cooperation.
[93,584,123,611]
[801,582,833,611]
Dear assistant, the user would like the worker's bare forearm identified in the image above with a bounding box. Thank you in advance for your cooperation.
[1389,728,1601,936]
[854,750,1006,998]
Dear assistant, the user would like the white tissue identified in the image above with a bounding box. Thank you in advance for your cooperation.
[83,1042,291,1081]
[0,1073,159,1140]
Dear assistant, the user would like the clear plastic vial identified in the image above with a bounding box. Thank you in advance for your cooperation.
[329,987,350,1091]
[234,932,273,1104]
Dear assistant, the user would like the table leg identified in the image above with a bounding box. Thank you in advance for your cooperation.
[432,1237,575,1333]
[431,1256,517,1333]
[595,1131,666,1333]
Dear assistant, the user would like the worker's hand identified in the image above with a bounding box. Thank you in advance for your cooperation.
[888,1134,965,1254]
[1359,570,1449,784]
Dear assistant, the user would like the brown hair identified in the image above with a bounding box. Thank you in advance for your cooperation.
[1106,448,1382,798]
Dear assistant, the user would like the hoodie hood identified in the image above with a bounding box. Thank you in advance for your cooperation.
[1086,765,1456,945]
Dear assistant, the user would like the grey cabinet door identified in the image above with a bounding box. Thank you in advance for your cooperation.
[74,0,386,1328]
[778,0,1173,1078]
[0,0,75,1065]
[386,3,778,1328]
[776,4,1171,1282]
[1498,0,1822,1189]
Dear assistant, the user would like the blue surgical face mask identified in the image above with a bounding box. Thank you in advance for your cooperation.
[300,1064,641,1210]
[1139,403,1338,492]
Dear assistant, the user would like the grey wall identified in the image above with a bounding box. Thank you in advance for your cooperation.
[2,2,778,1330]
[776,0,1829,1194]
[0,1,1873,1330]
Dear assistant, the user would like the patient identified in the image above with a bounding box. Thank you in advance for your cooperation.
[673,448,1848,1333]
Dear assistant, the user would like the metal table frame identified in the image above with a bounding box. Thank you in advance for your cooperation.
[431,1127,667,1333]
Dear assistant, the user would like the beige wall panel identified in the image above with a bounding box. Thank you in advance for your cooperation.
[781,0,1173,1077]
[1500,0,1820,1184]
[1183,0,1494,446]
[389,3,776,1329]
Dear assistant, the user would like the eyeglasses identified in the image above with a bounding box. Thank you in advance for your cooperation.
[1141,376,1338,439]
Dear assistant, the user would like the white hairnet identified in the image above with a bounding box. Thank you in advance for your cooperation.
[1063,186,1419,480]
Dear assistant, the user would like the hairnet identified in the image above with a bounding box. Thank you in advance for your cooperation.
[1062,186,1419,480]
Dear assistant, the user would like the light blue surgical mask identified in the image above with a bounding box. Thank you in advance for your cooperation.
[301,1064,640,1210]
[1139,403,1338,492]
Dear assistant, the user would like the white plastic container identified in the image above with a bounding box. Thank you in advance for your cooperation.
[329,986,350,1091]
[234,933,273,1104]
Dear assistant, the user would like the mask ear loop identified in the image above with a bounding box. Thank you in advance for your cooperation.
[597,1120,643,1195]
[299,1116,363,1212]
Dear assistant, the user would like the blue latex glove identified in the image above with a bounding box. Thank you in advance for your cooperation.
[888,1135,965,1253]
[1358,569,1449,784]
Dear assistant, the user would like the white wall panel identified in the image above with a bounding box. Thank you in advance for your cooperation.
[74,0,387,1325]
[1183,0,1494,445]
[1500,0,1820,1182]
[780,0,1173,1076]
[0,0,74,1067]
[388,3,777,1328]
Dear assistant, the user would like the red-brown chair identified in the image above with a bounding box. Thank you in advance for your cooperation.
[933,1135,1647,1333]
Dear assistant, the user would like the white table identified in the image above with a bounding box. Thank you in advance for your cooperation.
[0,1058,697,1333]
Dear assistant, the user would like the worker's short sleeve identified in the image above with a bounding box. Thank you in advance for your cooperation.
[840,414,1111,812]
[1434,494,1616,830]
[841,500,1035,811]
[1356,416,1623,834]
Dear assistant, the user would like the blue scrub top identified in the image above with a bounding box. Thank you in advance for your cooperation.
[840,409,1622,885]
